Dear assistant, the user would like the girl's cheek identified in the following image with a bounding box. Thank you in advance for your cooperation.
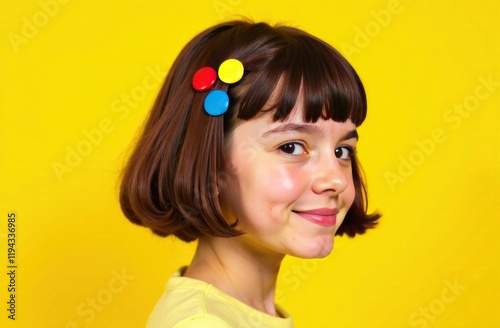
[344,177,356,208]
[263,166,306,199]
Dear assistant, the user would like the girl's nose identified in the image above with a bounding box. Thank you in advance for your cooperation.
[311,158,348,195]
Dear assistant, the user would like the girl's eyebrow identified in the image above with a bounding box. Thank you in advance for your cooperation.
[341,129,359,141]
[261,123,359,141]
[261,123,323,138]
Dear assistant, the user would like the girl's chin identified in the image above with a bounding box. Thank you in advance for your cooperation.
[290,239,334,259]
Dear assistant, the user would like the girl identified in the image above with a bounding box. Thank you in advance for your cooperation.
[120,19,380,327]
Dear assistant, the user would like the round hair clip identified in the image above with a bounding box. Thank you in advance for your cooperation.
[204,90,229,116]
[192,67,217,91]
[218,59,244,84]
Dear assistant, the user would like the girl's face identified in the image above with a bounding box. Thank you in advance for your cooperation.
[220,104,358,259]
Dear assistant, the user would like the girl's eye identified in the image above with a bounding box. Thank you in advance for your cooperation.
[335,146,355,160]
[279,142,306,156]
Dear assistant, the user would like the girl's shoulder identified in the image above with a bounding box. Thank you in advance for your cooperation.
[146,268,294,328]
[149,313,231,328]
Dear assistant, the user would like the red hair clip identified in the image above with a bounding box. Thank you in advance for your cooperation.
[192,59,244,116]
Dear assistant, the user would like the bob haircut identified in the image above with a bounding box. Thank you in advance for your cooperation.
[120,20,380,242]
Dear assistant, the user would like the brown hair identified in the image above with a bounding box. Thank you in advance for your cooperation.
[120,20,380,242]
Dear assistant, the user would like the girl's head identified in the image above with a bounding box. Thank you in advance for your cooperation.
[120,20,379,245]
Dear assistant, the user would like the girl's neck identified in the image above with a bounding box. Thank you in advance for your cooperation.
[183,236,285,317]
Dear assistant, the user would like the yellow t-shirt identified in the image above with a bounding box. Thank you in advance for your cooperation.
[146,269,295,328]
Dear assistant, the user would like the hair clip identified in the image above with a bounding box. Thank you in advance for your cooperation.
[192,59,244,116]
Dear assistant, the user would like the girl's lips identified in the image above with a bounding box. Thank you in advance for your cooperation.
[293,208,338,227]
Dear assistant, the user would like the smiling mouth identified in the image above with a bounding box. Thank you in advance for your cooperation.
[292,208,338,227]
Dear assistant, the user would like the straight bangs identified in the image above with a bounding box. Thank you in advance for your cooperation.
[234,28,367,126]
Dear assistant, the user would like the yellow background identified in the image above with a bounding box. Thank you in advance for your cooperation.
[1,0,499,327]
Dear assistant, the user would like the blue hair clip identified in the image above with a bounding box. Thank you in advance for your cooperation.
[192,59,244,116]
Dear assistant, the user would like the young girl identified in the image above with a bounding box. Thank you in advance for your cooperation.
[120,19,380,327]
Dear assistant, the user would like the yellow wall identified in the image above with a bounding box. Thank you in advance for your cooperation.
[1,0,498,327]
